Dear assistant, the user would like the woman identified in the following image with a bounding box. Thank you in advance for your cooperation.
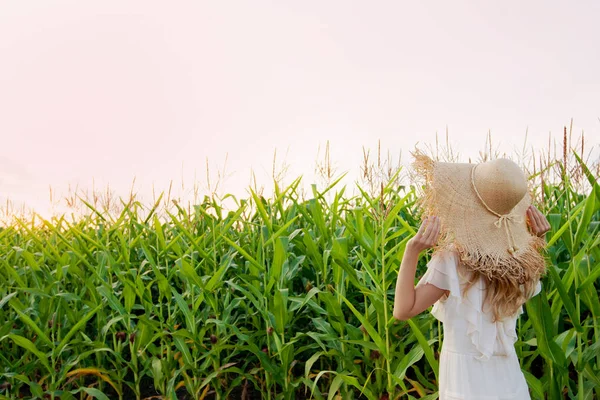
[393,152,551,399]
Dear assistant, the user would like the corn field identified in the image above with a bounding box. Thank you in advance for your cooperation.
[0,142,599,399]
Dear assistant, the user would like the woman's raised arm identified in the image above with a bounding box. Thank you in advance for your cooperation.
[393,216,446,320]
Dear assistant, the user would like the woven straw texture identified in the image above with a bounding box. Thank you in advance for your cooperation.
[412,151,546,287]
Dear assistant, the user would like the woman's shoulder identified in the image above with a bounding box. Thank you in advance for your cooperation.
[430,245,464,273]
[421,245,462,284]
[430,244,479,286]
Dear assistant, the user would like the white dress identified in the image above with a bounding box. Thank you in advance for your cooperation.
[416,248,541,400]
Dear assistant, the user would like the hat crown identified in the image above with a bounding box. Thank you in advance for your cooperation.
[473,158,527,215]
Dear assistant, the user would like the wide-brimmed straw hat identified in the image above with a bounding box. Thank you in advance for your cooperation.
[412,150,546,285]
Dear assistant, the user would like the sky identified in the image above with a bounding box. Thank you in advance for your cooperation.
[1,0,599,218]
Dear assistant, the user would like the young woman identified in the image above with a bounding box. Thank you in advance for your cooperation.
[393,153,550,399]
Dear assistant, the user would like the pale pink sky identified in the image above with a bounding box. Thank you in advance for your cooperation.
[1,1,599,217]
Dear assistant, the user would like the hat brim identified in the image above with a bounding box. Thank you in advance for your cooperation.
[412,152,546,283]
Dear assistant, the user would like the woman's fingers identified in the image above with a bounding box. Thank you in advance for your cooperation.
[409,216,440,253]
[423,216,440,245]
[527,205,550,237]
[430,217,441,245]
[422,216,436,236]
[527,207,538,234]
[526,208,533,226]
[532,207,544,227]
[540,215,551,236]
[416,216,429,237]
[527,207,539,231]
[407,215,441,253]
[533,206,551,235]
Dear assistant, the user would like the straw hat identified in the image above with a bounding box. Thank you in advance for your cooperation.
[412,151,546,284]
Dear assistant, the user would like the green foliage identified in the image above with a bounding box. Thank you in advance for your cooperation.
[0,153,598,400]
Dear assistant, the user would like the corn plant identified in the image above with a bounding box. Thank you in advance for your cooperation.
[0,146,598,399]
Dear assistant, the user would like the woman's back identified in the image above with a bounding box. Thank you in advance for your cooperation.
[417,248,541,399]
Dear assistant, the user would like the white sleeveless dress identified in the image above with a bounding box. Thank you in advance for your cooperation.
[416,248,541,400]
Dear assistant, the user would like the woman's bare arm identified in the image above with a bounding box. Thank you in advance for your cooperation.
[393,216,446,320]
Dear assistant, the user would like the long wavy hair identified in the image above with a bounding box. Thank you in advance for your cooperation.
[457,254,544,320]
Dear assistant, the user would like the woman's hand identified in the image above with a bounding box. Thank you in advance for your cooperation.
[526,205,551,238]
[407,216,441,254]
[393,215,445,320]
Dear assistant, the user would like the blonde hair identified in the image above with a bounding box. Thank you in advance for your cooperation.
[460,259,542,321]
